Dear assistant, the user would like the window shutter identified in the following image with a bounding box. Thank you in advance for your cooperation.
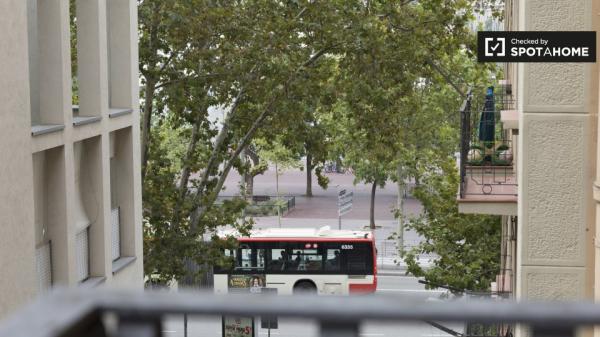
[111,208,120,261]
[75,228,89,282]
[35,242,52,292]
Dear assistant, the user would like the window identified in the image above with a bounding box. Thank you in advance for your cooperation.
[240,248,252,268]
[236,247,265,271]
[343,243,373,275]
[268,249,288,272]
[324,249,341,272]
[290,249,322,271]
[215,241,374,275]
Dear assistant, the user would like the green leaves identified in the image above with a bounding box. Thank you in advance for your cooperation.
[139,0,502,285]
[403,158,501,292]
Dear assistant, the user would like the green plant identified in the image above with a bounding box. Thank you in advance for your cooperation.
[495,144,509,151]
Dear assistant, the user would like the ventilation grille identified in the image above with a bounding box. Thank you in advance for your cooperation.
[75,228,89,282]
[35,242,52,292]
[111,208,121,261]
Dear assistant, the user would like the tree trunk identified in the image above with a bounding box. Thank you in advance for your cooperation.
[189,99,275,230]
[140,78,155,183]
[172,113,203,223]
[245,148,260,202]
[245,173,254,202]
[306,152,313,197]
[188,45,333,230]
[370,180,377,229]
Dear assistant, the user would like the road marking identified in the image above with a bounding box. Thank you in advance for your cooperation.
[377,289,445,293]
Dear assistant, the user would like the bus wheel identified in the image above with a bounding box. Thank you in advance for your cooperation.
[293,281,317,294]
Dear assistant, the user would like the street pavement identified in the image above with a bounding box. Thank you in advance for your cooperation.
[222,166,420,221]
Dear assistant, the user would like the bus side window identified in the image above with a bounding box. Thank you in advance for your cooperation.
[291,249,322,271]
[224,249,236,259]
[325,249,341,271]
[267,249,287,271]
[344,244,372,275]
[237,247,266,271]
[257,249,265,269]
[240,248,252,268]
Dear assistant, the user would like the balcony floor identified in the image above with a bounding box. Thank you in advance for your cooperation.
[458,165,517,215]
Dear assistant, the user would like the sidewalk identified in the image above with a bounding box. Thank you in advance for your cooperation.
[377,256,435,275]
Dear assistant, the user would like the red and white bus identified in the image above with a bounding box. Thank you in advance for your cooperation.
[214,226,377,295]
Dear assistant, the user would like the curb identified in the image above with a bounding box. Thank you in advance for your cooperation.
[378,271,409,276]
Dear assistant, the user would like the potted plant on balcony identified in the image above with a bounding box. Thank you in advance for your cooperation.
[467,144,484,166]
[492,143,512,166]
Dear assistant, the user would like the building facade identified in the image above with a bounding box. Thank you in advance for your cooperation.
[458,0,600,317]
[0,0,142,317]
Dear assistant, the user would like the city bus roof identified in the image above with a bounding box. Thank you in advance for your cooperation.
[218,226,374,241]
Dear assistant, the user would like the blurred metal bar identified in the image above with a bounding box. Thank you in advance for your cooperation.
[3,289,600,337]
[320,321,358,337]
[531,325,575,337]
[0,291,98,337]
[115,315,162,337]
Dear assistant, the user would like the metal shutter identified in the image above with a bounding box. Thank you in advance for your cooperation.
[111,208,120,261]
[75,228,89,282]
[35,242,52,292]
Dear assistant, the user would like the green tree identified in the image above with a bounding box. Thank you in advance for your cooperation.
[139,0,367,283]
[139,0,502,285]
[403,158,501,292]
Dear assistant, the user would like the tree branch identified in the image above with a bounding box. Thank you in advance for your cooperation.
[190,96,277,230]
[425,58,465,97]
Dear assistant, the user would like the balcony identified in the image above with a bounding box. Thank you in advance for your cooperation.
[0,289,596,337]
[458,87,517,216]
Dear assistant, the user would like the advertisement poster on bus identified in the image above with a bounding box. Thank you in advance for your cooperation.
[228,274,266,293]
[222,316,255,337]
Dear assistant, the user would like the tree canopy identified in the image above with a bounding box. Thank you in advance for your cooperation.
[138,0,503,285]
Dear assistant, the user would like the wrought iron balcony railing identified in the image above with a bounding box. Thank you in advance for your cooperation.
[0,289,598,337]
[459,86,517,200]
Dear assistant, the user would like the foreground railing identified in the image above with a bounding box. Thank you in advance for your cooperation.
[1,289,599,337]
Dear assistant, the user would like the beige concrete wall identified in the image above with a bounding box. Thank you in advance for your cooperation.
[592,0,600,318]
[0,0,142,318]
[75,0,109,117]
[0,0,37,317]
[586,0,599,308]
[516,0,595,302]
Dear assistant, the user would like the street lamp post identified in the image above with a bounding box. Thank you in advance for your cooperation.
[396,165,405,253]
[276,161,281,228]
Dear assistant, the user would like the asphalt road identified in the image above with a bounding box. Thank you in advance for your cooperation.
[162,274,461,337]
